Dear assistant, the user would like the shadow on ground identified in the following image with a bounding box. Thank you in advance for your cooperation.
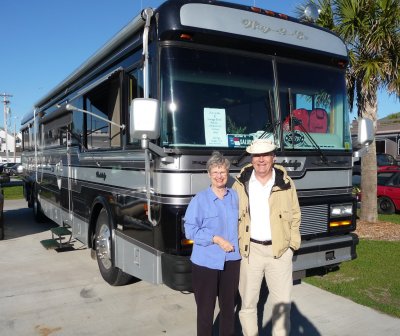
[213,279,321,335]
[3,206,57,240]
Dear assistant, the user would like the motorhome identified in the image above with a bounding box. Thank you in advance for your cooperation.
[20,0,373,290]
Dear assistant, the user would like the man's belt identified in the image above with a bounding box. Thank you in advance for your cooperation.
[250,238,272,246]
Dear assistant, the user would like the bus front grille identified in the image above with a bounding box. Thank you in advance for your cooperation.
[300,204,328,235]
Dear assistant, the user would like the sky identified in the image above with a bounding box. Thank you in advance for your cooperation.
[1,0,399,132]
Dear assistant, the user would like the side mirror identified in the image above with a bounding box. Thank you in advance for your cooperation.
[353,118,374,158]
[129,98,160,140]
[357,118,374,146]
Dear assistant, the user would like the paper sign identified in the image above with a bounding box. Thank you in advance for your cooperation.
[204,108,228,146]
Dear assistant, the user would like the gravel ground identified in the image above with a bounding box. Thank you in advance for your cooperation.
[355,219,400,241]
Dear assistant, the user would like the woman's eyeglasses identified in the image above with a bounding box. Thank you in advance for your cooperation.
[211,171,228,176]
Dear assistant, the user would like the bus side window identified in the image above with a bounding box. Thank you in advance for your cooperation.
[22,127,30,150]
[129,69,144,100]
[41,112,73,149]
[84,73,122,150]
[128,69,144,146]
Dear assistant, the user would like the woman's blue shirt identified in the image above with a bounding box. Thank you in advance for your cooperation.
[184,187,241,270]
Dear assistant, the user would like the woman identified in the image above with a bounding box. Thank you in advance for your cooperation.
[184,151,241,336]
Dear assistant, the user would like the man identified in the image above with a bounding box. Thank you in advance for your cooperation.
[233,139,301,336]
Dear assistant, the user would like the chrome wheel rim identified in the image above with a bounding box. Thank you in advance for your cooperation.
[96,223,112,269]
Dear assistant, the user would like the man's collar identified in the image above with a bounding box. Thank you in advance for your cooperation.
[250,168,275,184]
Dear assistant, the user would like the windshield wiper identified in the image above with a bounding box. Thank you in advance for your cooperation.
[287,117,329,165]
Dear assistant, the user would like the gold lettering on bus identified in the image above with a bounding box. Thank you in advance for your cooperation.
[242,19,308,40]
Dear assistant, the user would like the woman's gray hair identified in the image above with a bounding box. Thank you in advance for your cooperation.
[206,151,230,172]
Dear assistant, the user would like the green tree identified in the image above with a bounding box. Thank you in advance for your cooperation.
[298,0,400,222]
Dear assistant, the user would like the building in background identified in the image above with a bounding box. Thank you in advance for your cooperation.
[351,113,400,161]
[0,128,22,163]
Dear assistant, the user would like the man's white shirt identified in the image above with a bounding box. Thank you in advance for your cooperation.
[249,169,275,241]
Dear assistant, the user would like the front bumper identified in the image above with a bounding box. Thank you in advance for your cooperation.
[293,233,358,272]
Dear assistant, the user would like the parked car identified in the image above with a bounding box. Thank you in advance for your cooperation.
[8,164,22,176]
[353,153,399,175]
[376,166,400,214]
[2,163,20,176]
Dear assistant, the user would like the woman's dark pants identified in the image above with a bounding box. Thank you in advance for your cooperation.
[192,260,240,336]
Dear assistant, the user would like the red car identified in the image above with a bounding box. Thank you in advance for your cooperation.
[377,166,400,214]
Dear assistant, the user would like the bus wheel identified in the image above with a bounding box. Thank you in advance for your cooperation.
[32,192,46,223]
[95,208,132,286]
[378,196,395,214]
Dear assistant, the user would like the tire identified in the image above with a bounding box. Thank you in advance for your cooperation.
[378,196,395,214]
[32,190,46,223]
[95,208,132,286]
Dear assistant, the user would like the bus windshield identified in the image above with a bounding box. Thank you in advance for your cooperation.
[160,46,351,151]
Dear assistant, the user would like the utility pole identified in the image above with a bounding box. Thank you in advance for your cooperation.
[14,120,16,163]
[1,93,12,163]
[11,116,20,163]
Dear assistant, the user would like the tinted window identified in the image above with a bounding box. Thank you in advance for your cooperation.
[159,46,350,151]
[391,173,400,186]
[377,172,395,186]
[85,74,121,150]
[160,47,274,148]
[377,154,396,166]
[277,60,350,150]
[128,69,144,147]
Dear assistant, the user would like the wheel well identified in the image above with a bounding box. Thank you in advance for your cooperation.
[89,203,103,249]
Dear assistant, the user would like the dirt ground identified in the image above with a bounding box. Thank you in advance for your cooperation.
[355,219,400,241]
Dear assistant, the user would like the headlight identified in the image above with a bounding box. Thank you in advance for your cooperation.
[330,203,353,218]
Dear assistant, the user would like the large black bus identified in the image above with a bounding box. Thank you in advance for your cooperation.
[20,0,372,290]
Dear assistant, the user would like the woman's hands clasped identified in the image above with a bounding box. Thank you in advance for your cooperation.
[213,235,235,253]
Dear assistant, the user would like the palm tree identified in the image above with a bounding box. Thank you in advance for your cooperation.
[297,0,400,222]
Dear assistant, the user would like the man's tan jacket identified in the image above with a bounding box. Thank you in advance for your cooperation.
[232,163,301,258]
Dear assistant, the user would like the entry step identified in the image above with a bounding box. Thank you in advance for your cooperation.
[40,237,73,250]
[40,239,61,250]
[40,226,73,250]
[51,227,72,237]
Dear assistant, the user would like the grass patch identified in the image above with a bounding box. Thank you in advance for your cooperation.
[3,185,24,200]
[357,209,400,224]
[305,239,400,318]
[378,213,400,224]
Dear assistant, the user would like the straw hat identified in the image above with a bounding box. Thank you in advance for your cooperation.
[246,139,276,154]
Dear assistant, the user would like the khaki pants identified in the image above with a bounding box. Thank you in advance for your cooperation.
[239,242,293,336]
